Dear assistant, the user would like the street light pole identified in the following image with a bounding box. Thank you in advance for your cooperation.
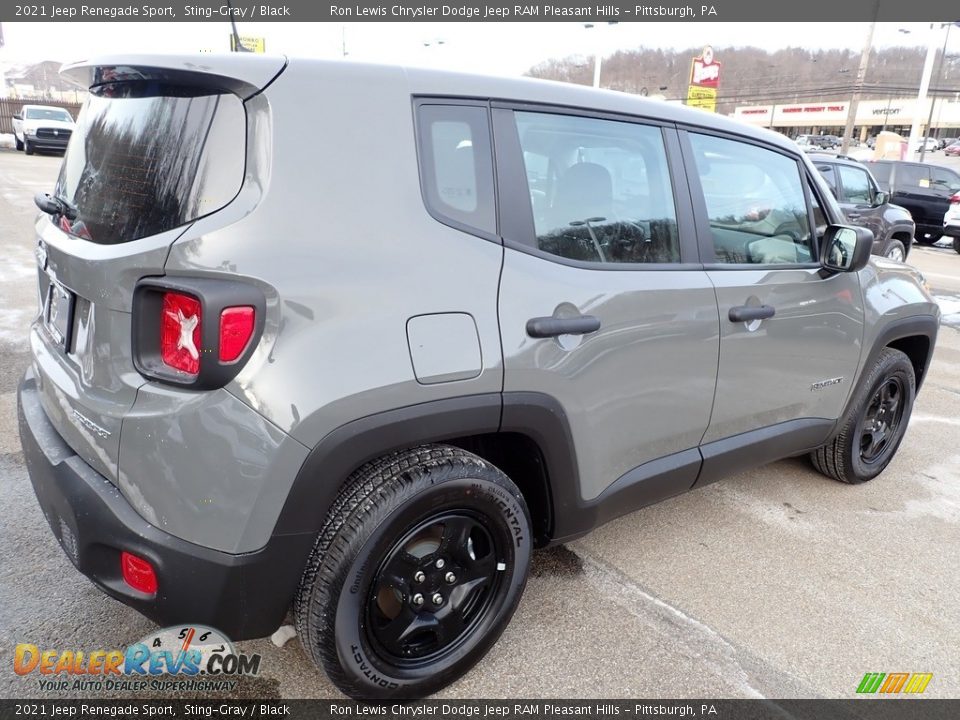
[920,22,954,162]
[584,22,618,89]
[907,25,940,160]
[841,20,876,155]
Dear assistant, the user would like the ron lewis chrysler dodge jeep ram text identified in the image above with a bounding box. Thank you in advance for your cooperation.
[18,54,940,699]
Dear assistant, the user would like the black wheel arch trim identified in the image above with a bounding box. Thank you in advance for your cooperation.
[858,314,939,396]
[272,394,503,537]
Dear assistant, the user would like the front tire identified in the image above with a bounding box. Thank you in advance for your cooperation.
[295,445,532,699]
[24,139,34,155]
[15,136,23,151]
[811,348,916,484]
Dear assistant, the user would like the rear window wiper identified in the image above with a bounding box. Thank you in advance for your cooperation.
[34,192,78,221]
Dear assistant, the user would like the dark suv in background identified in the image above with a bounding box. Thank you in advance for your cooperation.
[812,155,915,261]
[866,160,960,245]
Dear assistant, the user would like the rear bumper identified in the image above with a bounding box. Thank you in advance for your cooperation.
[17,368,313,640]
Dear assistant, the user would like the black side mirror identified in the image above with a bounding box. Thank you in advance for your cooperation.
[820,224,873,273]
[12,113,21,121]
[872,191,888,207]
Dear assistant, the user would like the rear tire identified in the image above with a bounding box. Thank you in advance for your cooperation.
[953,236,960,255]
[15,136,23,151]
[914,233,941,246]
[810,348,915,484]
[882,239,906,262]
[295,445,532,699]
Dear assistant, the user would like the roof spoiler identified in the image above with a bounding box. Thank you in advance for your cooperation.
[60,53,288,100]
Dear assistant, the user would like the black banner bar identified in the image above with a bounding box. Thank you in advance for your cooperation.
[1,700,959,720]
[0,0,956,23]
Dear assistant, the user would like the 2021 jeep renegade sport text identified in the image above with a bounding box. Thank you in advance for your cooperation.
[17,55,940,699]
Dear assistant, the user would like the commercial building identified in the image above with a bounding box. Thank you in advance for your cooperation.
[731,97,960,140]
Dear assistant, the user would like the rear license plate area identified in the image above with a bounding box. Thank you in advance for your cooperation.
[44,278,75,351]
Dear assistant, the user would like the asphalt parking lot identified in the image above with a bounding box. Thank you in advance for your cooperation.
[1,149,959,700]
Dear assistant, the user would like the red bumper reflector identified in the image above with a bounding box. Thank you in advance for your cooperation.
[219,306,255,362]
[121,551,158,594]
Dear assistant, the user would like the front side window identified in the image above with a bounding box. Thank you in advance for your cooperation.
[514,111,680,264]
[689,133,815,265]
[416,104,495,235]
[838,165,874,204]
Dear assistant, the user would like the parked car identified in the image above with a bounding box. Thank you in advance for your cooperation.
[811,154,915,261]
[19,54,940,700]
[945,141,960,157]
[912,137,939,153]
[11,105,75,155]
[796,134,829,151]
[936,137,957,150]
[866,160,960,244]
[945,193,960,253]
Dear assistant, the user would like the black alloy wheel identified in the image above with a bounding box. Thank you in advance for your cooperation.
[858,377,906,466]
[366,512,503,663]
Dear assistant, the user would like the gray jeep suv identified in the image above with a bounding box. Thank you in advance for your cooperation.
[18,55,940,699]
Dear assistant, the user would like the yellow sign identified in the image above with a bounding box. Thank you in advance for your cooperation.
[229,35,266,53]
[686,86,717,112]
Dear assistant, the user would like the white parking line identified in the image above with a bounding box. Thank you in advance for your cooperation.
[910,413,960,427]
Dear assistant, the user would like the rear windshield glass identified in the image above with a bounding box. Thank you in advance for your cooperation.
[54,83,246,245]
[25,108,73,122]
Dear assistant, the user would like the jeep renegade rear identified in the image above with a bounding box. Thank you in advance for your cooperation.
[19,55,939,699]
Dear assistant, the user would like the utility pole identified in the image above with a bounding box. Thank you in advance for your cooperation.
[841,19,876,155]
[920,23,954,162]
[907,25,939,160]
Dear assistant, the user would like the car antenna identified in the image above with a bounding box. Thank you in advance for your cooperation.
[227,0,250,52]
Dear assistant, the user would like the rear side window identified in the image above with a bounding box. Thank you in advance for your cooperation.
[513,111,680,264]
[689,133,814,265]
[815,163,838,195]
[54,83,246,245]
[838,165,874,204]
[416,104,496,235]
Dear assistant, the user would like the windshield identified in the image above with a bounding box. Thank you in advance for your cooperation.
[25,108,73,122]
[53,83,246,245]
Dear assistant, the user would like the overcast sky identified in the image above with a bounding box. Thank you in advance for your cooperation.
[0,22,949,76]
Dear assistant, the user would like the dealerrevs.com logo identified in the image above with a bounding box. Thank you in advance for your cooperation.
[14,625,261,693]
[856,672,933,695]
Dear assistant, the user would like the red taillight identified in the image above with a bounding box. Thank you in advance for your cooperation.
[121,551,158,594]
[951,193,960,205]
[219,306,255,362]
[160,292,202,375]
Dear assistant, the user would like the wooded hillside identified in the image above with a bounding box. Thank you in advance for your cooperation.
[527,46,958,114]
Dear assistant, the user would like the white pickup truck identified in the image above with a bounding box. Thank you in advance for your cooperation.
[12,105,76,155]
